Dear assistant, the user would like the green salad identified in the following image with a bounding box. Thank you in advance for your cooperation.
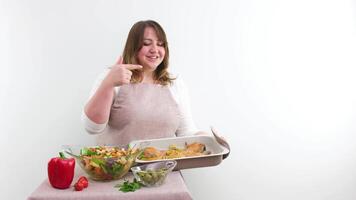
[78,146,139,181]
[136,168,169,186]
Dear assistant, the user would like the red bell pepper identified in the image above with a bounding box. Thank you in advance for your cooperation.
[48,152,75,189]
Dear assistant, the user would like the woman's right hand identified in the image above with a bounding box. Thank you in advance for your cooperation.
[105,56,142,86]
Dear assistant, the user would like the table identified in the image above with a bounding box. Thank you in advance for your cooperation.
[27,171,193,200]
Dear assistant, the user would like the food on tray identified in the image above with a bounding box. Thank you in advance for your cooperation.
[139,142,210,161]
[73,146,139,181]
[142,147,163,159]
[130,135,230,170]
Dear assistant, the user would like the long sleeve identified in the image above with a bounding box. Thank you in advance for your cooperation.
[169,79,199,136]
[82,69,120,134]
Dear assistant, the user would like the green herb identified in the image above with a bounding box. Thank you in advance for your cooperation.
[112,163,124,175]
[80,148,97,156]
[137,151,144,160]
[100,162,123,176]
[115,179,143,192]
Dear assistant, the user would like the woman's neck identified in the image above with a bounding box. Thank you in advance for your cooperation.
[141,70,155,83]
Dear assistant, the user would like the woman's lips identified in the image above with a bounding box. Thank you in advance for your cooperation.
[146,55,159,62]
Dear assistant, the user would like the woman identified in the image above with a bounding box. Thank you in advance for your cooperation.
[82,20,199,145]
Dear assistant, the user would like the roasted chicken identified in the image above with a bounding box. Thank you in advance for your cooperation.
[140,142,209,161]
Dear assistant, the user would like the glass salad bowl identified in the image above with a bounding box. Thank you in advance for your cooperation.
[131,160,176,187]
[63,145,140,181]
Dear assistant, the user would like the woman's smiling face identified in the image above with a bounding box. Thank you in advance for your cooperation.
[137,26,165,72]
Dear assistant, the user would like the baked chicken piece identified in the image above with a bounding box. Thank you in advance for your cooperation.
[142,147,163,160]
[185,142,206,153]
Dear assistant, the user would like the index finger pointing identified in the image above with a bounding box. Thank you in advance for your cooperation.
[124,65,143,70]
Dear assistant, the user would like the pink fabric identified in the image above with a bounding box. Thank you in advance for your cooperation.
[97,83,180,146]
[27,171,192,200]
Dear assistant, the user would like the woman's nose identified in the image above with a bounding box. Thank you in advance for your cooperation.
[149,44,158,53]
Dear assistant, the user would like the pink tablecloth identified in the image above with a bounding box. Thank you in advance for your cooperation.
[27,171,192,200]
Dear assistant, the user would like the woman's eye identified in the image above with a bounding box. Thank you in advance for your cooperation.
[143,42,151,46]
[157,42,164,46]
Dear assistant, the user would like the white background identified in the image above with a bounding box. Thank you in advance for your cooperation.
[1,0,356,199]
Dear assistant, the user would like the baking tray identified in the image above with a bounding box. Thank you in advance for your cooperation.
[129,135,230,170]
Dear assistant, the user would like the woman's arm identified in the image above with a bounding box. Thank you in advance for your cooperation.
[82,69,116,134]
[83,58,142,133]
[172,79,200,136]
[84,76,115,124]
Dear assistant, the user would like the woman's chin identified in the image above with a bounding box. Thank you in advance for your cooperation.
[143,64,158,72]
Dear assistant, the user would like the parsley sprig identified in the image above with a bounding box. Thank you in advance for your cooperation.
[115,178,143,192]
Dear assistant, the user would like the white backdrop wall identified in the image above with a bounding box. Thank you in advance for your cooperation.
[1,0,356,200]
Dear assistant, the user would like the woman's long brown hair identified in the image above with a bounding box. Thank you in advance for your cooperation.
[122,20,175,85]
